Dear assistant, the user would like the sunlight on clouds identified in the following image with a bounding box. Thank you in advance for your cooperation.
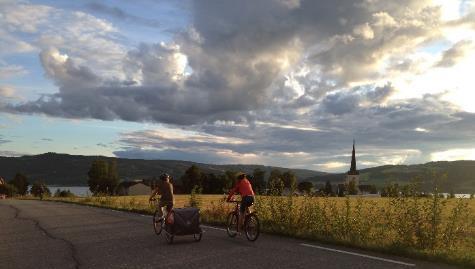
[390,40,475,112]
[433,0,462,21]
[126,128,251,146]
[255,121,322,132]
[431,148,475,161]
[316,161,347,170]
[414,127,429,132]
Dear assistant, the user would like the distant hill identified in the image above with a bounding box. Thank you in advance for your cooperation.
[308,161,475,193]
[0,152,327,186]
[1,153,474,192]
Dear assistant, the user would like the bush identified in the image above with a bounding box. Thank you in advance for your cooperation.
[0,183,18,197]
[189,185,202,208]
[30,181,51,198]
[54,189,75,198]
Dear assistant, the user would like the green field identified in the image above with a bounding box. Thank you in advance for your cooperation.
[35,195,475,268]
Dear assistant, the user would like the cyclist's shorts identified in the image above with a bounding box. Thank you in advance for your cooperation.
[159,200,174,211]
[240,195,254,214]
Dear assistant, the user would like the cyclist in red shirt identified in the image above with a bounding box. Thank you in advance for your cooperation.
[227,173,255,232]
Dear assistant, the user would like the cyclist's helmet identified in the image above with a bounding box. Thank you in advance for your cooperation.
[160,173,170,181]
[237,173,246,180]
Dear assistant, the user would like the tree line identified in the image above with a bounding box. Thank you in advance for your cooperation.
[0,173,52,198]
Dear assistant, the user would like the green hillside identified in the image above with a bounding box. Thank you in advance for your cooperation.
[0,152,326,186]
[1,153,474,192]
[309,161,475,193]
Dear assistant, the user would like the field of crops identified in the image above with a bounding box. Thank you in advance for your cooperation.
[41,194,475,267]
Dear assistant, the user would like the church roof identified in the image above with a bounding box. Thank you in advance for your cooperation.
[348,140,359,175]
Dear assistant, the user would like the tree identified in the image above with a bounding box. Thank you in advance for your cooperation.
[252,168,266,194]
[9,173,29,195]
[54,189,75,198]
[347,179,358,195]
[268,169,283,195]
[282,170,297,190]
[381,183,400,197]
[201,173,229,194]
[337,184,346,197]
[448,189,455,199]
[30,181,51,199]
[369,185,378,194]
[0,183,18,197]
[181,165,203,193]
[297,181,313,194]
[87,159,118,195]
[107,159,119,193]
[225,170,239,186]
[324,180,333,196]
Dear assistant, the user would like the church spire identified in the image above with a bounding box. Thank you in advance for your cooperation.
[349,139,359,175]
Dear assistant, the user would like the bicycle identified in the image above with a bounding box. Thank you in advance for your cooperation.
[226,199,260,241]
[150,198,166,235]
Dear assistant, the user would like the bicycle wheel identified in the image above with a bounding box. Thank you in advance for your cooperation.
[226,212,238,238]
[193,232,202,242]
[245,213,260,241]
[165,231,174,244]
[153,210,163,235]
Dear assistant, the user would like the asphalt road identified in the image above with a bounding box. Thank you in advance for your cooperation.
[0,200,461,269]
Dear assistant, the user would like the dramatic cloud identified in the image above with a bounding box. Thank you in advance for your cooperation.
[2,0,475,170]
[4,0,456,125]
[114,91,475,170]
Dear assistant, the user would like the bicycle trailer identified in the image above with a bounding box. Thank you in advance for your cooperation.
[164,207,202,243]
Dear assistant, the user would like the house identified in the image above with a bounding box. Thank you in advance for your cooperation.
[0,177,6,199]
[359,184,377,195]
[116,180,152,196]
[282,187,301,196]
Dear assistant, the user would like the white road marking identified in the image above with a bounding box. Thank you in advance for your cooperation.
[201,225,227,232]
[300,243,416,267]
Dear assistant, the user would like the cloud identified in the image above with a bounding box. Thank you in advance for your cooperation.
[5,0,452,127]
[435,40,473,67]
[0,1,53,33]
[85,2,161,28]
[113,91,475,171]
[0,135,11,144]
[0,64,27,78]
[0,150,28,157]
[0,86,16,98]
[431,148,475,161]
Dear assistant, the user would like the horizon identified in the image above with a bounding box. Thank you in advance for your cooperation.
[1,1,475,172]
[3,151,475,174]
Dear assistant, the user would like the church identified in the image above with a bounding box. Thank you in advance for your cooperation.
[345,140,360,186]
[335,140,361,196]
[337,141,379,196]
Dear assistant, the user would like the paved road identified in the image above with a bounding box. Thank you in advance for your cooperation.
[0,200,460,269]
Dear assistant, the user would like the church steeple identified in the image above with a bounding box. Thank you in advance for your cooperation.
[348,139,359,175]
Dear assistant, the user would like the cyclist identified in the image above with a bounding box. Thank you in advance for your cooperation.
[226,172,255,232]
[149,173,174,222]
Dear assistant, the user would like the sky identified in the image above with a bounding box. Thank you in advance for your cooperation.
[1,0,475,172]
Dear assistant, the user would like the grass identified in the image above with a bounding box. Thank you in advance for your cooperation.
[23,194,475,268]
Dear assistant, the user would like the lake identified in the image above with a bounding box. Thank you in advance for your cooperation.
[47,186,91,197]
